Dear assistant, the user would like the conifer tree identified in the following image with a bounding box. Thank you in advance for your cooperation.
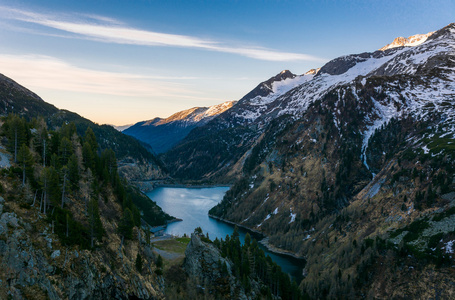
[119,207,135,240]
[17,143,34,186]
[84,127,98,153]
[5,114,27,163]
[89,198,103,247]
[135,253,143,272]
[60,166,68,208]
[68,154,80,192]
[82,141,95,171]
[59,137,73,166]
[33,118,48,166]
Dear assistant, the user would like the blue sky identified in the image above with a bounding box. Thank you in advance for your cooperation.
[0,0,453,125]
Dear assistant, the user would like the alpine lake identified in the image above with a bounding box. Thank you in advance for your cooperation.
[147,186,305,282]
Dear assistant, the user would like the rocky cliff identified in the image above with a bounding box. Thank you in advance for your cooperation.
[183,234,250,299]
[379,31,435,51]
[0,195,164,299]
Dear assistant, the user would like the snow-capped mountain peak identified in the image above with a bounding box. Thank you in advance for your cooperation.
[123,100,236,153]
[305,68,320,76]
[379,31,435,51]
[150,100,236,125]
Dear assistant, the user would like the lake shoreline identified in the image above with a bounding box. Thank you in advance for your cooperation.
[209,214,305,260]
[136,180,231,192]
[147,186,305,280]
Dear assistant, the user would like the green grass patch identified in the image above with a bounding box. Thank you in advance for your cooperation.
[175,236,191,244]
[152,238,189,255]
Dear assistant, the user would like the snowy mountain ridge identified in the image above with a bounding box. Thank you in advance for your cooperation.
[145,100,236,127]
[379,31,435,51]
[162,22,455,183]
[243,23,455,134]
[212,25,452,129]
[124,100,236,153]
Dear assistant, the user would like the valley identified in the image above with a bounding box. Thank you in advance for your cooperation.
[0,21,454,299]
[127,23,455,298]
[146,186,305,281]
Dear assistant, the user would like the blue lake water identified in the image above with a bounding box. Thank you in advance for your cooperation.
[147,186,305,281]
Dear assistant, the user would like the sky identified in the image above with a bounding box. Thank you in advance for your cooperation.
[0,0,453,125]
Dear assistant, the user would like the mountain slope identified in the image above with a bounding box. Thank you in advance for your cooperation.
[0,74,167,181]
[161,70,315,182]
[203,23,455,297]
[0,115,170,299]
[0,74,59,118]
[124,101,236,154]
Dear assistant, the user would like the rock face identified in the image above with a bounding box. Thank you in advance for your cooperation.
[0,199,164,299]
[184,234,250,299]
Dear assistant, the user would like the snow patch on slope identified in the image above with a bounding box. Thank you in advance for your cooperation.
[361,97,401,171]
[248,75,312,107]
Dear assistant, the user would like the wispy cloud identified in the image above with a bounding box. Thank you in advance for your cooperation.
[0,6,324,62]
[0,54,200,98]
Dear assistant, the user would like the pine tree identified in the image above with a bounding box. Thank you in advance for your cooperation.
[16,143,34,186]
[119,208,135,240]
[60,166,68,208]
[89,198,104,247]
[33,119,48,167]
[82,142,95,171]
[101,149,117,182]
[59,137,73,166]
[5,114,27,163]
[84,127,98,153]
[156,254,163,269]
[68,154,80,192]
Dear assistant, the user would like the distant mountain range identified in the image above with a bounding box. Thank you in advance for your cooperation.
[123,101,235,153]
[113,123,134,132]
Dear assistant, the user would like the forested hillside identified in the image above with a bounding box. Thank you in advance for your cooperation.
[0,115,171,298]
[0,74,167,182]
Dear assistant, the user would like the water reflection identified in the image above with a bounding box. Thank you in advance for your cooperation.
[147,186,305,281]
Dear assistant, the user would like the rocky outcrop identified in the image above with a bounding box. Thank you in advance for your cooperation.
[184,234,253,299]
[0,196,164,300]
